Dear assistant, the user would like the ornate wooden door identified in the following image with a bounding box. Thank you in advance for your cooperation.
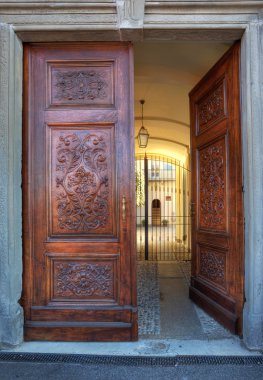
[23,43,137,341]
[189,43,244,334]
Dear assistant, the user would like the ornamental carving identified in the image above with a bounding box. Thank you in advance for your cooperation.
[199,249,225,286]
[54,262,113,298]
[198,81,225,132]
[54,70,108,102]
[199,139,226,230]
[54,132,110,233]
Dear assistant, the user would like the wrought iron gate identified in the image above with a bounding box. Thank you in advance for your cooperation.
[136,154,191,261]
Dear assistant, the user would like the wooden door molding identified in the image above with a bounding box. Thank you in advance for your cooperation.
[189,42,244,335]
[22,42,137,341]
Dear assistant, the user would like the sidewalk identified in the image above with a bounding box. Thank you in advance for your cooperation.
[3,337,262,356]
[0,354,263,380]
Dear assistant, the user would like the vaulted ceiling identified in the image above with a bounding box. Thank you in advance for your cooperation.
[134,42,231,162]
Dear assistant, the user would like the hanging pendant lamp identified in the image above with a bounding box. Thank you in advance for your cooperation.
[137,99,149,148]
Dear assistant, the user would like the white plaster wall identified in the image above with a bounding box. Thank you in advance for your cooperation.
[134,42,230,161]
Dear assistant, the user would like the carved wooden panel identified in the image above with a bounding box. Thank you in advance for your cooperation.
[190,43,243,334]
[48,125,116,237]
[196,79,226,134]
[48,61,114,107]
[198,136,227,231]
[198,246,226,288]
[24,43,137,341]
[46,254,118,303]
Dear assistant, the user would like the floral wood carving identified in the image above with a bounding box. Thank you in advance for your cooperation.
[199,249,225,286]
[55,131,110,233]
[54,70,108,102]
[198,81,225,132]
[54,262,113,298]
[199,139,226,229]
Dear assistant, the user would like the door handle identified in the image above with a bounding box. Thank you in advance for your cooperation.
[122,195,126,222]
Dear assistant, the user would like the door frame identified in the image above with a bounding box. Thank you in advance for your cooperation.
[1,20,262,348]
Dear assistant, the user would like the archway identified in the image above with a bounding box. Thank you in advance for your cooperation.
[135,41,244,339]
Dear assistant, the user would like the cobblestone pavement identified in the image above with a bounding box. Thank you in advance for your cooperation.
[137,262,160,335]
[138,261,233,340]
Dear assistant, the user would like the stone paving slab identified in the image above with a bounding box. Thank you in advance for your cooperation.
[3,338,261,356]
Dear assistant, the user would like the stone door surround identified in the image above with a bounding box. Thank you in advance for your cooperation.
[0,1,262,349]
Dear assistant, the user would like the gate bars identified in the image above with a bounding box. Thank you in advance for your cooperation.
[136,153,191,261]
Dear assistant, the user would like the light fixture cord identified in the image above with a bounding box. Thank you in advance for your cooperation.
[140,99,145,127]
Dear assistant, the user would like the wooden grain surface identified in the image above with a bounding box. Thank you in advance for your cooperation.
[189,42,244,335]
[22,43,137,341]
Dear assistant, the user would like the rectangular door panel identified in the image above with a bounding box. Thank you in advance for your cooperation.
[45,253,119,304]
[47,123,116,239]
[197,133,228,233]
[47,60,115,108]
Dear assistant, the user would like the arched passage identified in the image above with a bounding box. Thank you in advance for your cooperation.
[136,153,191,261]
